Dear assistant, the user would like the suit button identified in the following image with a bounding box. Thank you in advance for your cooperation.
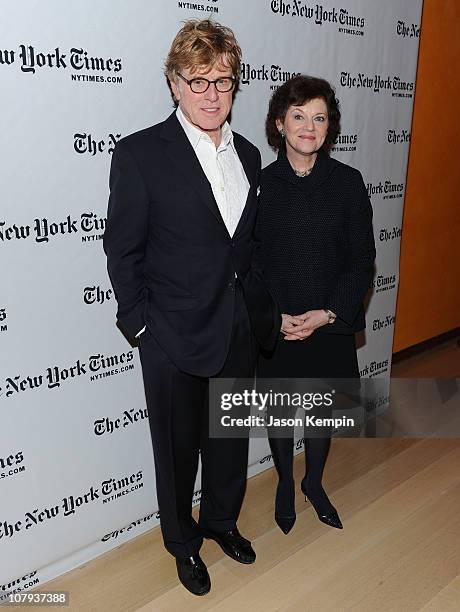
[230,242,235,248]
[228,282,234,291]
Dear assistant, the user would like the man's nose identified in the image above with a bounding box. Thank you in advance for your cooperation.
[204,83,219,101]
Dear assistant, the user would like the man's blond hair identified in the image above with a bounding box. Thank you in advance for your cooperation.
[164,19,242,83]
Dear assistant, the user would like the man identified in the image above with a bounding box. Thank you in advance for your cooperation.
[103,19,280,596]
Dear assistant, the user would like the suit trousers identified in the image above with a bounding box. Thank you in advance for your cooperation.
[138,282,256,558]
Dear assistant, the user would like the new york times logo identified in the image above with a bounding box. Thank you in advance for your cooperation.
[0,471,143,540]
[0,44,123,84]
[0,450,26,481]
[101,512,156,542]
[340,72,414,98]
[259,438,305,464]
[270,2,365,36]
[0,212,106,244]
[0,351,134,398]
[359,359,390,377]
[102,470,144,504]
[84,285,113,305]
[396,19,420,38]
[241,63,300,88]
[177,0,219,13]
[74,132,120,156]
[372,314,396,332]
[388,129,410,144]
[94,407,148,436]
[366,393,390,414]
[0,572,40,602]
[379,227,402,243]
[367,180,404,200]
[331,133,359,153]
[371,274,397,294]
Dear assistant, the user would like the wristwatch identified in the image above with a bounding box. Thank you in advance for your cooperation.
[323,309,337,324]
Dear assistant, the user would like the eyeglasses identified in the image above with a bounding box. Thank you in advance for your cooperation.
[177,72,236,93]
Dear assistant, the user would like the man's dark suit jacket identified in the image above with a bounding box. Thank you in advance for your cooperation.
[103,112,280,377]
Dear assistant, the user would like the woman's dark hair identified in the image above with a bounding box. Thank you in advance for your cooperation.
[266,75,341,152]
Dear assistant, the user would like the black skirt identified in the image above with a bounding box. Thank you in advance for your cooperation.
[257,332,360,437]
[257,331,359,379]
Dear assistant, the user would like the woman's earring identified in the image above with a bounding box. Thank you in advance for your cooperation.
[279,128,286,138]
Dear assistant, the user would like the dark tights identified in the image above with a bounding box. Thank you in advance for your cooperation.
[269,435,334,517]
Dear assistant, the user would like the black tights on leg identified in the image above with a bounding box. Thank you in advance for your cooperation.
[268,436,295,519]
[302,436,336,515]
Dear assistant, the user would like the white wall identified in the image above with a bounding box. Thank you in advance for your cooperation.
[0,0,422,596]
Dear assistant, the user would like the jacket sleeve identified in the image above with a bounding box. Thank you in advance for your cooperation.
[244,156,282,352]
[103,142,149,339]
[326,171,376,327]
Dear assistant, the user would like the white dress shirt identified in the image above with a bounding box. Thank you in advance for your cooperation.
[176,106,249,237]
[135,108,249,338]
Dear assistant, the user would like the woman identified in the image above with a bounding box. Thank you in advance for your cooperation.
[256,75,376,534]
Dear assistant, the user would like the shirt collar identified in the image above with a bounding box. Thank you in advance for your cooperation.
[176,106,235,152]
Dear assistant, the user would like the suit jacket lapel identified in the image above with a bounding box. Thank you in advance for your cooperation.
[160,112,225,227]
[233,134,256,237]
[160,112,257,238]
[233,135,254,189]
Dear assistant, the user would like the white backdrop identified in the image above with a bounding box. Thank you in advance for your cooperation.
[0,0,422,597]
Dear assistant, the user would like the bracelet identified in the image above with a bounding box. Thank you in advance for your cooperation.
[323,309,337,324]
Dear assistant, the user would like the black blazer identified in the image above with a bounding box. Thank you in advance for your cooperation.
[255,148,376,335]
[103,112,280,376]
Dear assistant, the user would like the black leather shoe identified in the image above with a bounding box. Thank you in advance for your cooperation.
[175,554,211,596]
[203,527,256,564]
[301,479,343,530]
[275,514,296,535]
[313,507,343,530]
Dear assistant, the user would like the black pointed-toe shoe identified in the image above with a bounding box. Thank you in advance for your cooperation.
[309,505,343,529]
[275,514,296,535]
[301,480,343,530]
[202,527,256,564]
[175,554,211,596]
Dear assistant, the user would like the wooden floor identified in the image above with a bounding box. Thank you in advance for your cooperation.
[29,338,460,611]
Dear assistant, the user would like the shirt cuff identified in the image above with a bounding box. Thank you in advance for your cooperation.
[135,326,146,338]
